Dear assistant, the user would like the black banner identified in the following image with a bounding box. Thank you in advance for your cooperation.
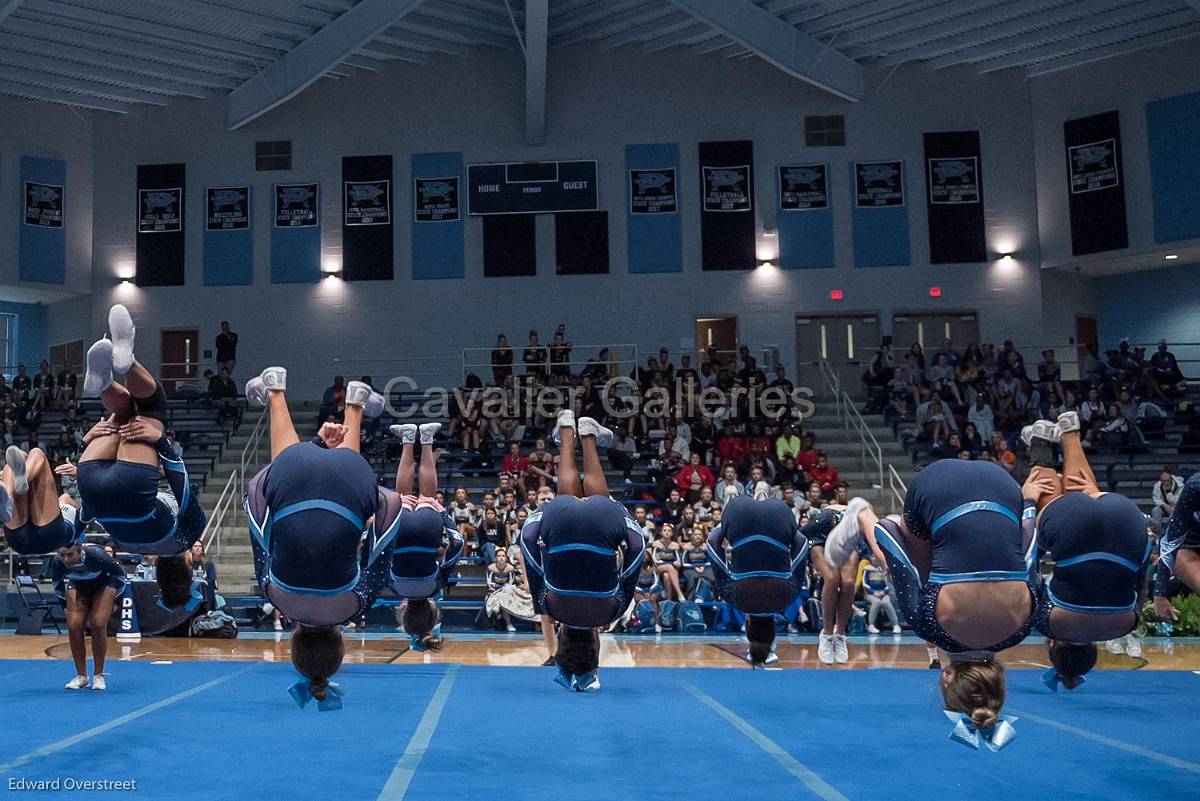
[24,181,63,227]
[779,164,827,211]
[138,187,181,233]
[924,132,986,263]
[483,214,536,277]
[855,161,904,207]
[629,168,677,214]
[342,155,393,280]
[414,177,460,222]
[206,186,249,231]
[1064,111,1127,255]
[556,211,609,275]
[344,179,391,226]
[274,183,318,227]
[699,140,755,271]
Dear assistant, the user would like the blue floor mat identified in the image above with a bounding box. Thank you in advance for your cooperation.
[0,660,1195,800]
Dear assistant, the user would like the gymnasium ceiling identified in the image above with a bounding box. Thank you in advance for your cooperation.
[0,0,1197,128]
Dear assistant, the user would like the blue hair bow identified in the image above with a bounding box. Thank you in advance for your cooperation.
[288,678,344,711]
[553,668,599,693]
[1042,668,1086,692]
[944,711,1018,751]
[410,622,442,651]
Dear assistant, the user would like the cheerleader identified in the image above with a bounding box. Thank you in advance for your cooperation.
[519,411,645,691]
[1154,472,1200,624]
[823,459,1037,742]
[1023,413,1152,689]
[242,366,391,709]
[2,446,79,554]
[52,541,126,691]
[77,305,205,608]
[706,495,811,666]
[386,421,463,651]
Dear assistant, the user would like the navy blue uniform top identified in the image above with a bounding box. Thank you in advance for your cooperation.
[263,442,378,592]
[51,545,126,597]
[1156,472,1200,597]
[706,496,808,581]
[903,459,1027,580]
[1037,492,1151,613]
[520,495,645,598]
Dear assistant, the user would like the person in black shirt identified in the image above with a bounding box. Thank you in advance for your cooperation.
[31,361,55,411]
[1151,340,1186,397]
[208,367,239,422]
[491,333,514,386]
[53,543,126,690]
[549,331,572,378]
[55,367,77,407]
[522,330,547,380]
[12,364,30,404]
[215,321,238,375]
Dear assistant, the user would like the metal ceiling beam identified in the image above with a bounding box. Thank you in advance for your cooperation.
[375,29,469,56]
[669,0,862,100]
[0,39,211,98]
[0,0,22,26]
[142,0,315,39]
[3,16,254,76]
[642,24,718,53]
[0,62,170,104]
[844,0,1056,60]
[927,0,1178,68]
[556,4,674,46]
[795,0,928,33]
[0,78,130,112]
[226,0,427,129]
[830,0,992,48]
[603,12,694,48]
[691,37,738,55]
[401,13,517,47]
[418,1,516,36]
[525,0,548,145]
[977,8,1199,73]
[1026,22,1200,76]
[550,0,650,38]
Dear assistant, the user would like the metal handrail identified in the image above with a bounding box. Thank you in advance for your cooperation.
[887,464,907,515]
[462,342,640,381]
[842,390,885,492]
[816,357,842,419]
[200,469,240,558]
[240,409,267,488]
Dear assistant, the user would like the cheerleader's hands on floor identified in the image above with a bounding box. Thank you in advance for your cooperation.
[1154,596,1179,623]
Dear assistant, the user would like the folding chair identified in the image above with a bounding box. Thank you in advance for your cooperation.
[14,575,63,635]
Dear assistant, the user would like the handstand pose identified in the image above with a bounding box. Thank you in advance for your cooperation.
[1,445,79,555]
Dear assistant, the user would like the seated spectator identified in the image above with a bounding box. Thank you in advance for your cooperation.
[485,550,520,632]
[833,481,850,506]
[607,423,637,484]
[49,429,77,464]
[692,487,719,524]
[659,423,691,461]
[55,366,77,406]
[661,488,687,526]
[809,453,840,496]
[926,353,961,406]
[886,367,914,418]
[1000,340,1026,378]
[651,525,685,601]
[448,487,477,539]
[681,528,714,600]
[744,465,771,501]
[208,367,239,422]
[502,442,529,495]
[1078,387,1105,435]
[1151,340,1187,397]
[675,452,716,504]
[634,560,664,627]
[524,437,555,490]
[916,395,953,446]
[11,363,30,403]
[1036,349,1065,402]
[1083,404,1130,449]
[860,557,901,634]
[319,375,346,422]
[490,333,513,385]
[715,465,744,507]
[961,422,984,458]
[717,423,749,469]
[30,360,55,410]
[476,507,505,562]
[863,344,895,390]
[795,432,819,474]
[982,431,1016,474]
[1151,469,1184,535]
[775,455,801,489]
[775,423,801,463]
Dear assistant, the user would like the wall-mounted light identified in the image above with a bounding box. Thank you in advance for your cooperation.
[757,259,776,269]
[829,289,843,301]
[1001,253,1013,261]
[322,255,342,275]
[1165,254,1179,260]
[120,279,132,286]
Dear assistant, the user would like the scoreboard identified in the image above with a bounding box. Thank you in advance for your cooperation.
[467,160,598,215]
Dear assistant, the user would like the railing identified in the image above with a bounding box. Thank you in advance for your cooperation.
[887,464,908,515]
[200,409,266,558]
[462,342,639,384]
[842,389,885,493]
[817,356,841,417]
[240,408,267,484]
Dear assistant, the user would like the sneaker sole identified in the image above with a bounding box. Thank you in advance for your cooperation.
[83,340,114,397]
[6,447,28,495]
[108,305,135,375]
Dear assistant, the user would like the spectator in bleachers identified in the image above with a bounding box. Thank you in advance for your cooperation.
[775,455,800,489]
[524,437,555,490]
[1151,340,1187,398]
[660,423,690,461]
[693,487,719,524]
[651,525,685,601]
[1151,469,1185,535]
[795,432,819,475]
[675,451,715,504]
[661,488,686,526]
[507,506,530,548]
[522,329,547,379]
[50,429,77,465]
[633,559,663,629]
[1036,349,1065,403]
[448,487,477,539]
[980,342,999,378]
[887,366,914,418]
[477,507,505,564]
[490,333,513,385]
[54,367,77,407]
[484,550,521,631]
[607,422,636,484]
[983,431,1016,474]
[549,329,573,379]
[717,423,748,471]
[927,353,962,406]
[320,375,346,422]
[503,442,529,495]
[12,363,30,404]
[215,321,238,375]
[1001,339,1025,376]
[1079,342,1103,385]
[1083,404,1131,450]
[916,394,953,446]
[962,422,984,459]
[775,422,801,463]
[803,480,826,512]
[715,464,743,507]
[781,485,803,525]
[907,343,926,375]
[681,528,714,599]
[22,429,41,454]
[31,360,55,411]
[860,556,901,635]
[744,465,771,501]
[208,367,239,422]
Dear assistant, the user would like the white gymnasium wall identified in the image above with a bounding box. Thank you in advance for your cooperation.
[81,45,1044,398]
[1030,40,1200,268]
[0,97,94,295]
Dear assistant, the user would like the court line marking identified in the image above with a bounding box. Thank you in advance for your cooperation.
[0,665,255,773]
[1011,707,1200,775]
[683,682,850,801]
[376,664,460,801]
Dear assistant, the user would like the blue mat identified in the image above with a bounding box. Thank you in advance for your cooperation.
[0,659,1196,800]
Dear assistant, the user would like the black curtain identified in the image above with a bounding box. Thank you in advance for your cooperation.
[483,215,536,276]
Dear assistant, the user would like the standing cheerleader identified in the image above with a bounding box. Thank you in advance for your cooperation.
[52,542,126,690]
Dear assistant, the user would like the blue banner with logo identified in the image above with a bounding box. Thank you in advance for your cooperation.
[19,156,66,284]
[412,152,464,280]
[625,143,682,274]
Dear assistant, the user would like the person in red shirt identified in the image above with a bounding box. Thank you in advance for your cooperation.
[675,452,716,503]
[795,432,820,474]
[503,442,529,494]
[717,424,749,469]
[809,452,840,496]
[746,422,772,465]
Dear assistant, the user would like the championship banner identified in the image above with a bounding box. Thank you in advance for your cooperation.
[629,168,677,215]
[1146,90,1200,243]
[854,161,904,207]
[136,163,185,286]
[698,140,755,271]
[19,156,66,284]
[850,160,909,268]
[206,187,249,231]
[342,155,393,280]
[414,177,460,222]
[24,182,63,228]
[701,165,752,212]
[779,164,828,211]
[274,183,318,227]
[204,186,252,286]
[138,187,182,233]
[344,179,391,226]
[924,131,986,264]
[1064,110,1127,255]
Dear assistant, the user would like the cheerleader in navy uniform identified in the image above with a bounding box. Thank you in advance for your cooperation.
[823,459,1040,744]
[1,445,80,555]
[1154,471,1200,627]
[386,420,463,651]
[52,542,127,691]
[77,304,206,609]
[242,366,392,709]
[519,411,645,691]
[706,495,811,666]
[1021,413,1153,690]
